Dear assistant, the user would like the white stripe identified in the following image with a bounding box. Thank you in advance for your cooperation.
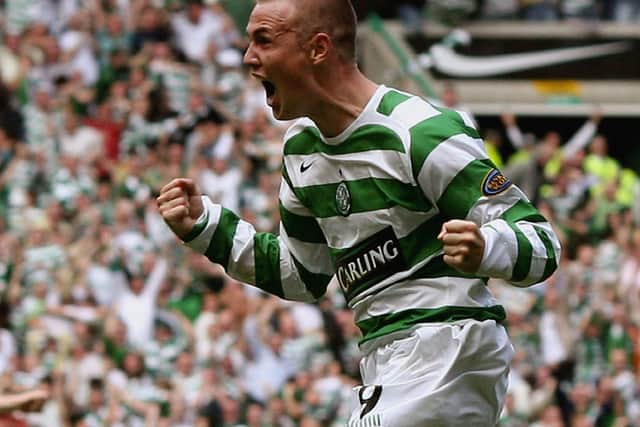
[279,178,313,216]
[389,96,440,129]
[285,88,408,147]
[526,221,561,265]
[318,206,437,249]
[226,220,256,284]
[466,186,527,224]
[537,222,561,261]
[184,197,220,254]
[278,237,316,302]
[348,249,442,306]
[284,149,411,187]
[516,222,547,283]
[279,223,333,275]
[417,133,488,204]
[457,109,477,130]
[477,219,517,280]
[352,277,497,320]
[283,117,315,143]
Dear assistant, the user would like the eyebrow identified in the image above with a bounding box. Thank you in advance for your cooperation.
[247,26,270,37]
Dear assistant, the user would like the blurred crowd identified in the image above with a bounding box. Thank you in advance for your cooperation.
[382,0,640,28]
[0,0,639,426]
[485,112,640,427]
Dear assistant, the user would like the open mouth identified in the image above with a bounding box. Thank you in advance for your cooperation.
[261,80,276,99]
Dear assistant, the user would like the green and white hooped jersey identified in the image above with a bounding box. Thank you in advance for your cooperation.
[186,86,561,343]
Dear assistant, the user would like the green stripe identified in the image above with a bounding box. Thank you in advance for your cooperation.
[182,208,210,242]
[204,208,240,269]
[357,305,506,343]
[409,108,481,182]
[501,199,548,224]
[296,178,431,218]
[329,214,444,300]
[411,255,486,280]
[281,163,294,191]
[437,159,495,220]
[291,256,332,299]
[437,106,481,138]
[253,233,285,297]
[281,165,307,208]
[376,90,410,116]
[279,202,326,244]
[398,214,443,268]
[508,224,533,282]
[500,200,547,282]
[535,227,558,281]
[285,124,405,156]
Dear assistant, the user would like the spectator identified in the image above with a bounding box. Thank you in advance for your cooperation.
[171,0,226,64]
[0,1,639,425]
[113,255,168,349]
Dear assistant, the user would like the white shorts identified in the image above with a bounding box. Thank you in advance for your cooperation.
[347,320,513,427]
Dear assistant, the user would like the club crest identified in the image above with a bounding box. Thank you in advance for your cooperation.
[482,169,512,196]
[335,182,352,216]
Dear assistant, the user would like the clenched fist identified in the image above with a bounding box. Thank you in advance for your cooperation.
[157,178,204,240]
[438,220,485,274]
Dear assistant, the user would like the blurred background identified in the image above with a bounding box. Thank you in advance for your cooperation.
[0,0,639,426]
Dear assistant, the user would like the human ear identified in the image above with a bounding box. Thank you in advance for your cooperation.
[309,33,331,64]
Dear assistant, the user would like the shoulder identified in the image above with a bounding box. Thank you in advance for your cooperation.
[406,102,480,147]
[376,86,476,136]
[374,89,476,147]
[283,118,321,154]
[283,117,316,142]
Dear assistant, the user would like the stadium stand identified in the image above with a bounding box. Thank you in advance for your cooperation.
[0,0,639,426]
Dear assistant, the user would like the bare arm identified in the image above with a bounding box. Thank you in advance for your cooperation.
[501,113,526,149]
[562,111,601,158]
[0,388,50,414]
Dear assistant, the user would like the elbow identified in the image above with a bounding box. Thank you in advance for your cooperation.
[510,276,547,288]
[514,230,562,287]
[511,257,560,288]
[518,273,556,288]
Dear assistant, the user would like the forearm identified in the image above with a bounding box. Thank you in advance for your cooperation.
[477,210,560,286]
[412,126,560,286]
[143,258,169,297]
[505,124,525,148]
[184,196,331,301]
[563,120,597,157]
[0,390,44,413]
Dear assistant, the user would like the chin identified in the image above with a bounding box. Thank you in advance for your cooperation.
[272,108,296,121]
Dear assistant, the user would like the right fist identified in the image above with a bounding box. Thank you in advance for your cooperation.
[157,178,204,240]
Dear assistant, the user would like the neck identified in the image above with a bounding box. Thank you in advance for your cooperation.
[307,66,378,138]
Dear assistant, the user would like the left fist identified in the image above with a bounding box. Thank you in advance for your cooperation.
[438,220,485,274]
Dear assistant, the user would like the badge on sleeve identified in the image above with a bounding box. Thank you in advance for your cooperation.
[482,169,512,196]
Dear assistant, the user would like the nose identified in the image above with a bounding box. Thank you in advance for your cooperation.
[243,43,258,67]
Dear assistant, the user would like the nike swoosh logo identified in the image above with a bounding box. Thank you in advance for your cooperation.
[420,40,631,78]
[300,160,314,173]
